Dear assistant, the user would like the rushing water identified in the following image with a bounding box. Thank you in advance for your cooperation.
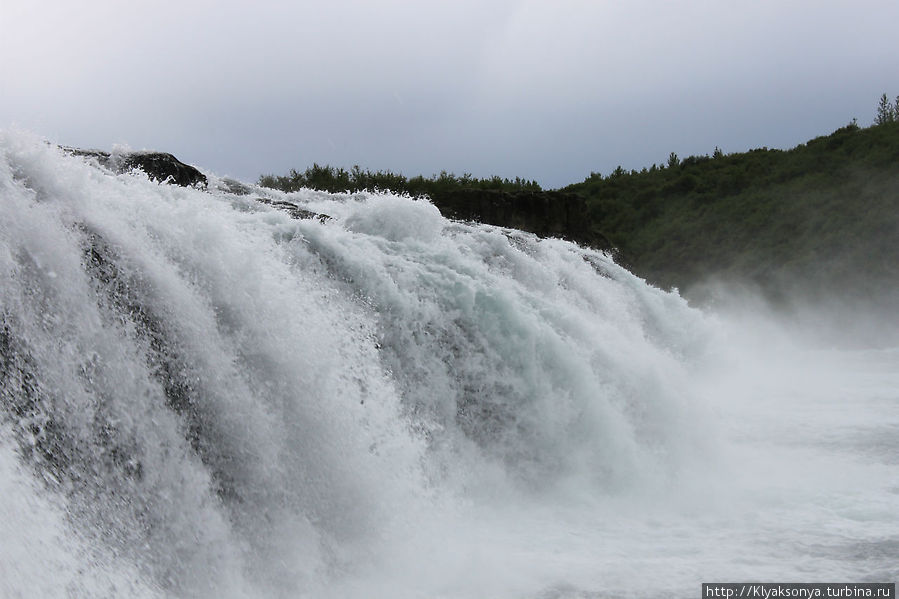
[1,131,897,598]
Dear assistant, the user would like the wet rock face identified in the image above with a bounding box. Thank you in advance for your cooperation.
[120,152,208,187]
[255,197,331,222]
[64,147,207,188]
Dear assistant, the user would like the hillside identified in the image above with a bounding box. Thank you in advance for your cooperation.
[259,121,899,321]
[564,121,899,310]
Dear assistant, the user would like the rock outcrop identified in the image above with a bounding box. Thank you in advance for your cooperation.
[120,152,207,187]
[64,147,207,188]
[255,197,331,222]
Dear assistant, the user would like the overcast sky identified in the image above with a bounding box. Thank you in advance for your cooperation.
[3,0,898,188]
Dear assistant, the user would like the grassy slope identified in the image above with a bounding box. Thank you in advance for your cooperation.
[564,122,899,307]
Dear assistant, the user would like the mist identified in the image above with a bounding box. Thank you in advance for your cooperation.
[1,136,897,597]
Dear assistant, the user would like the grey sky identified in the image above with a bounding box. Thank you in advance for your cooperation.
[3,0,898,188]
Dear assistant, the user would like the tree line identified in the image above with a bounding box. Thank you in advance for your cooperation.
[256,92,899,311]
[259,163,541,196]
[875,93,899,125]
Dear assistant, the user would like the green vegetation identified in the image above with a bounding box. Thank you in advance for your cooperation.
[258,164,595,247]
[564,116,899,306]
[260,95,899,310]
[875,93,899,125]
[259,164,541,196]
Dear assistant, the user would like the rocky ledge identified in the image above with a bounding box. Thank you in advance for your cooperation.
[64,147,208,188]
[66,147,333,222]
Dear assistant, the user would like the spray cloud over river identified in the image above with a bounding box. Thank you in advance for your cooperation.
[1,131,897,598]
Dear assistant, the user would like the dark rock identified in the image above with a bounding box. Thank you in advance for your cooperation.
[63,147,207,188]
[220,177,253,195]
[121,152,207,187]
[255,197,331,222]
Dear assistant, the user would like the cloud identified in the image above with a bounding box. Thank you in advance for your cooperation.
[3,0,899,186]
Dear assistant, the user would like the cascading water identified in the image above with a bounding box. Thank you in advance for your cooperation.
[1,131,897,598]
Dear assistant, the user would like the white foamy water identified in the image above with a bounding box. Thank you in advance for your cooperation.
[1,131,896,598]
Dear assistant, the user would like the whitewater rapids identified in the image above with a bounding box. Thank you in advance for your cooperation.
[1,131,897,598]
